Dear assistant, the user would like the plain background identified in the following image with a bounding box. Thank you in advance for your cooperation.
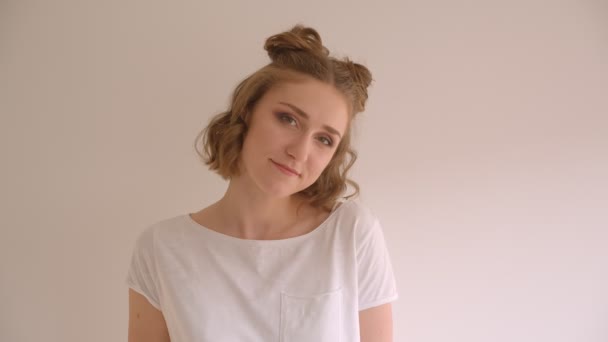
[1,0,607,341]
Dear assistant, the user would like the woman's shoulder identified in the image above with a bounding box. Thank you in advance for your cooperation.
[336,199,392,257]
[333,198,381,235]
[133,214,192,247]
[337,198,378,220]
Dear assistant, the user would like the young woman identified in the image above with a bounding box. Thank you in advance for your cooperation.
[126,24,398,342]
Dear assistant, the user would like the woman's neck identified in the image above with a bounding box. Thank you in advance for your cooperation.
[211,180,316,240]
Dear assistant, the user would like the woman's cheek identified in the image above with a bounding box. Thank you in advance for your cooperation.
[317,158,332,173]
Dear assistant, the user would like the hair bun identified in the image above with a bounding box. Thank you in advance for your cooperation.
[264,25,330,62]
[345,59,373,89]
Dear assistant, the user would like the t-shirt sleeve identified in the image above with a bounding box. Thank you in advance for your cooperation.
[356,218,399,311]
[126,227,162,310]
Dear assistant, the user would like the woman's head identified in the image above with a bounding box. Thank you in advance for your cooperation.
[195,24,373,210]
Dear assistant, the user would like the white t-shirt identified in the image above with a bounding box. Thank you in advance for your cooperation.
[126,199,398,342]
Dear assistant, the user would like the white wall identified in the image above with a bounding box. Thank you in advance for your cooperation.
[1,0,606,341]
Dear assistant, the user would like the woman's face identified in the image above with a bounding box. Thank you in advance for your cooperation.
[239,77,349,199]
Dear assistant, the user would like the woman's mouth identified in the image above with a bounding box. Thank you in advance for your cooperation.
[270,160,300,176]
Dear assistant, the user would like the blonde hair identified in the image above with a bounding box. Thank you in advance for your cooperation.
[194,24,373,211]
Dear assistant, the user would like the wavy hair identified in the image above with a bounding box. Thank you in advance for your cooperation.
[194,24,373,211]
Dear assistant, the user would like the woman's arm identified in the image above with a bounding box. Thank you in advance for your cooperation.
[359,303,394,342]
[128,289,171,342]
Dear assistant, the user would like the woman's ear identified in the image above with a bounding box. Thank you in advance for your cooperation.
[234,111,248,128]
[239,108,252,127]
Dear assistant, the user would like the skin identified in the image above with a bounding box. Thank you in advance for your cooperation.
[128,75,394,341]
[196,76,350,240]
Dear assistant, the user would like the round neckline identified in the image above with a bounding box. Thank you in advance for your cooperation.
[184,200,350,246]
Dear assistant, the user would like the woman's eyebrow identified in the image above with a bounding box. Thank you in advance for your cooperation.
[278,101,342,138]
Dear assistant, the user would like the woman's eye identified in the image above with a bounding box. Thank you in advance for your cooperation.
[279,113,297,126]
[318,136,333,146]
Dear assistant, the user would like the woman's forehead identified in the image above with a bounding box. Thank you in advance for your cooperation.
[264,80,348,112]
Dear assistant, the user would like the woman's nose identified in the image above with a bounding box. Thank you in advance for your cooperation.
[285,135,311,162]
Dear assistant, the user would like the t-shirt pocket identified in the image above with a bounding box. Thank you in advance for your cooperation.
[279,287,343,342]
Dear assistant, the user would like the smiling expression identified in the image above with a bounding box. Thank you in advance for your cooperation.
[238,76,350,199]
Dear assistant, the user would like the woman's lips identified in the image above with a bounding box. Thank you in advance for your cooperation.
[270,160,299,176]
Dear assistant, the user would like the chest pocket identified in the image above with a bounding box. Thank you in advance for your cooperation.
[279,287,343,342]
